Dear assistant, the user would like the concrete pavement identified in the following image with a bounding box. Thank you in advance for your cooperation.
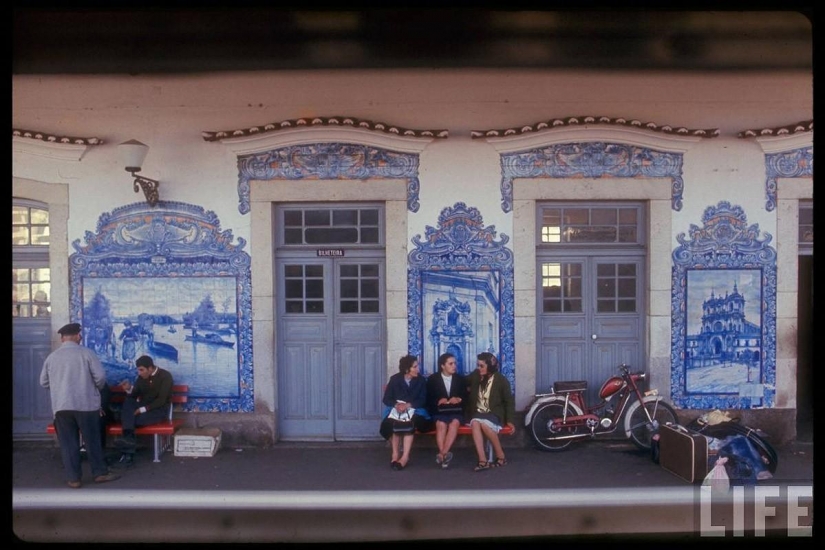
[12,436,813,542]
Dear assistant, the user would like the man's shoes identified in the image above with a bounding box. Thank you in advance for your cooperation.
[113,436,136,451]
[94,472,121,483]
[67,480,82,489]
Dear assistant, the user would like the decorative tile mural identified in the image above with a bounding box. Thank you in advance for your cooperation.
[763,146,813,211]
[407,202,515,391]
[671,201,777,409]
[499,142,686,212]
[235,143,422,214]
[69,201,253,412]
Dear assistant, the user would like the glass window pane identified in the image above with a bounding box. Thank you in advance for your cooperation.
[305,265,323,277]
[591,208,616,224]
[333,210,358,225]
[361,264,379,277]
[565,299,582,313]
[340,265,358,277]
[597,300,615,313]
[284,228,302,244]
[360,209,379,225]
[541,209,561,226]
[285,301,304,313]
[17,304,32,317]
[618,227,637,243]
[598,279,616,298]
[360,279,378,298]
[12,227,29,246]
[618,264,636,276]
[285,280,303,298]
[306,301,324,313]
[340,300,358,313]
[305,228,358,244]
[340,280,358,298]
[31,208,49,224]
[543,300,561,313]
[361,300,379,313]
[564,209,588,224]
[305,280,324,299]
[618,208,637,224]
[597,264,615,276]
[305,210,329,226]
[542,279,561,292]
[31,226,50,246]
[360,228,379,243]
[12,206,29,224]
[618,299,636,313]
[32,268,50,282]
[542,263,560,277]
[14,268,31,282]
[618,279,636,297]
[567,277,582,298]
[32,284,50,302]
[284,210,302,226]
[565,263,582,276]
[285,265,303,277]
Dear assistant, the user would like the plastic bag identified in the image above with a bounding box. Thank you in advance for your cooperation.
[702,456,730,493]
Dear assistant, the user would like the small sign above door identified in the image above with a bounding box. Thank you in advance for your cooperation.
[317,249,345,257]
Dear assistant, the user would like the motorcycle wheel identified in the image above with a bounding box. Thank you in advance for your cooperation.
[529,400,581,452]
[627,400,678,451]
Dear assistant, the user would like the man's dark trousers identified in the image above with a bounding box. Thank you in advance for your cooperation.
[54,410,109,482]
[118,397,169,453]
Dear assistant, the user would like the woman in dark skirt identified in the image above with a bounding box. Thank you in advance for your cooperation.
[380,355,432,470]
[426,353,467,469]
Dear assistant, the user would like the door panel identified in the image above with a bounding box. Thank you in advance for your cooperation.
[277,256,385,440]
[538,256,643,404]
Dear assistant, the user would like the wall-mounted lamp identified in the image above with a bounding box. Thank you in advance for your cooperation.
[118,139,160,206]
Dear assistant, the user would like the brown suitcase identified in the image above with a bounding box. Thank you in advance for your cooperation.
[658,423,709,483]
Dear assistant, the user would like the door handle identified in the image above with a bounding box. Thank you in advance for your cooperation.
[591,334,598,340]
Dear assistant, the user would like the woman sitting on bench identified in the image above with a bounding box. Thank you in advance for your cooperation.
[426,352,467,470]
[379,355,432,471]
[466,352,515,471]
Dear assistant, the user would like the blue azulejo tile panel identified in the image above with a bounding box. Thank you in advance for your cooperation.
[499,142,685,212]
[69,201,253,412]
[671,201,776,409]
[407,202,515,393]
[763,146,813,211]
[236,143,421,214]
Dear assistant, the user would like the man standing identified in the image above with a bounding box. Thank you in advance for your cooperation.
[40,323,120,488]
[113,355,173,466]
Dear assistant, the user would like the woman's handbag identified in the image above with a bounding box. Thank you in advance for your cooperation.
[389,408,415,434]
[437,403,463,415]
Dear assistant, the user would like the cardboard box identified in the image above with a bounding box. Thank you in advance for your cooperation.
[174,427,222,457]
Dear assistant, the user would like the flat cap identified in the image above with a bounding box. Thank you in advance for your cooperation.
[57,323,82,336]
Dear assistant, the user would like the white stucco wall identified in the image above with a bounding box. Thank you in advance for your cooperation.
[12,69,812,432]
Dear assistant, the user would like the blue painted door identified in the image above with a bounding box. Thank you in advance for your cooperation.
[277,255,385,440]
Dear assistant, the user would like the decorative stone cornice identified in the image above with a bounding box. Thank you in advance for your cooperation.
[12,128,103,146]
[202,116,448,142]
[471,116,719,140]
[737,120,813,139]
[12,128,103,162]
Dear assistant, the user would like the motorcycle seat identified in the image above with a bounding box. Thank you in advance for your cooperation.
[553,380,588,393]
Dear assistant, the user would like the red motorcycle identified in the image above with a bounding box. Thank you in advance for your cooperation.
[524,363,678,451]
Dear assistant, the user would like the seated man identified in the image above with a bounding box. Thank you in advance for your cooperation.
[112,355,174,466]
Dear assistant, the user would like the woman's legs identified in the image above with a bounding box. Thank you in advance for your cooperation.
[399,434,414,466]
[471,420,487,462]
[435,420,448,460]
[443,419,460,455]
[391,434,401,463]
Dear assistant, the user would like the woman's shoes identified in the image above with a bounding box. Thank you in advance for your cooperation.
[441,452,453,469]
[473,461,490,472]
[391,461,405,471]
[491,457,508,468]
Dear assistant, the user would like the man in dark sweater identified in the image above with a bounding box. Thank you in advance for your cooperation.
[112,355,174,466]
